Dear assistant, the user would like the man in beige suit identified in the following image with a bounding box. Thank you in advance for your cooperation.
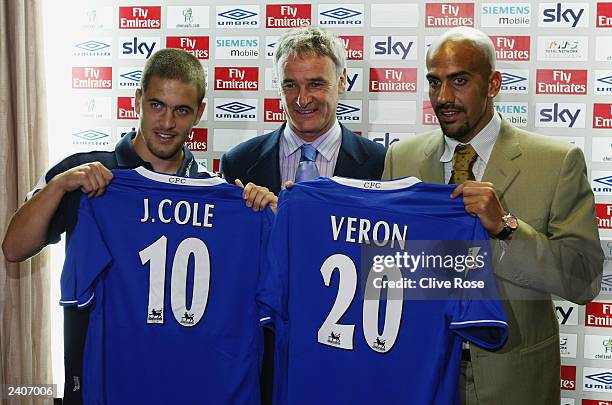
[383,27,603,404]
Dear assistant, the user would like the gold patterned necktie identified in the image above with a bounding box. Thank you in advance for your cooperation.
[449,144,478,184]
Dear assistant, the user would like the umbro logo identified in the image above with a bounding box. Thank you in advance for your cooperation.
[321,7,361,20]
[75,40,109,52]
[73,130,109,141]
[586,372,612,384]
[598,75,612,86]
[120,70,142,82]
[602,274,612,288]
[501,72,526,85]
[595,176,612,187]
[336,103,360,115]
[218,8,257,21]
[217,101,255,114]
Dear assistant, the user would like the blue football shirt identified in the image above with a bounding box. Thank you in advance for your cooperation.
[257,176,508,405]
[61,167,272,405]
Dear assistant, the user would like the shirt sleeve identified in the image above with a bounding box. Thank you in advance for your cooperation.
[60,195,112,309]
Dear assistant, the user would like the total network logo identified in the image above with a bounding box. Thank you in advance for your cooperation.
[336,101,362,123]
[499,69,529,93]
[215,36,259,59]
[584,367,612,392]
[555,300,578,325]
[593,172,612,195]
[118,6,161,29]
[185,128,207,151]
[214,99,257,121]
[536,103,585,128]
[120,37,158,59]
[117,97,137,120]
[598,2,612,27]
[594,104,612,129]
[166,36,209,59]
[537,37,588,61]
[585,334,612,360]
[339,36,364,61]
[72,67,112,89]
[594,70,612,95]
[214,67,258,91]
[266,4,312,28]
[559,333,577,358]
[216,5,259,28]
[539,3,589,27]
[167,6,210,29]
[118,68,143,89]
[425,3,474,27]
[494,102,528,127]
[490,36,530,61]
[535,69,587,94]
[369,68,417,92]
[318,4,363,26]
[561,365,576,391]
[264,98,286,122]
[370,36,417,60]
[73,39,111,58]
[480,3,531,27]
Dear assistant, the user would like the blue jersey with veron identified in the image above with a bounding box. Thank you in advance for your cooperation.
[61,167,272,405]
[257,176,508,405]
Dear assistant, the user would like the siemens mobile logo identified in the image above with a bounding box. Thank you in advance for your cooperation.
[370,36,416,60]
[490,36,530,61]
[494,102,528,127]
[536,103,585,128]
[336,101,362,123]
[500,70,529,93]
[120,37,158,59]
[480,3,531,27]
[538,3,589,28]
[318,5,363,26]
[425,3,474,27]
[118,68,143,89]
[215,36,259,59]
[214,99,257,121]
[216,6,259,28]
[118,6,161,29]
[73,39,111,58]
[166,36,209,59]
[535,69,587,94]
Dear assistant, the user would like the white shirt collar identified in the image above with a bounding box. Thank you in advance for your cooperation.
[440,112,501,165]
[282,120,342,162]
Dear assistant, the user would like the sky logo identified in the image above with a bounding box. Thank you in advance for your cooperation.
[537,103,584,128]
[540,3,587,28]
[75,40,109,52]
[217,101,255,114]
[321,7,361,20]
[219,8,257,20]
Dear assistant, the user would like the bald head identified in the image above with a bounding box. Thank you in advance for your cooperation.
[427,27,496,76]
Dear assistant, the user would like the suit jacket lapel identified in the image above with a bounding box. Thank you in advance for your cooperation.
[246,125,283,194]
[333,125,365,177]
[482,119,521,199]
[420,132,445,183]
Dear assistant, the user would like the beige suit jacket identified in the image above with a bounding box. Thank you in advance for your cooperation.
[383,118,603,404]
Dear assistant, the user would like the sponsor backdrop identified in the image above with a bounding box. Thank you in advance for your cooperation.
[56,0,611,402]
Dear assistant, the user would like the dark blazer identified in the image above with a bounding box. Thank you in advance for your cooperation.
[221,123,386,194]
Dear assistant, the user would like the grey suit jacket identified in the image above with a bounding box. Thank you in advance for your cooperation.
[383,118,603,404]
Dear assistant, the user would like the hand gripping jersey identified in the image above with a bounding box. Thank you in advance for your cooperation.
[257,177,508,405]
[61,167,272,405]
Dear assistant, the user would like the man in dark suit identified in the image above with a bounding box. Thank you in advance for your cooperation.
[221,27,386,404]
[222,26,385,197]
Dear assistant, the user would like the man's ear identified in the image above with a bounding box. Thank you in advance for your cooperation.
[135,88,142,115]
[194,101,206,125]
[488,71,502,98]
[338,68,348,94]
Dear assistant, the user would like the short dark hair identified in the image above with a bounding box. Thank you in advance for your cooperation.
[140,48,206,104]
